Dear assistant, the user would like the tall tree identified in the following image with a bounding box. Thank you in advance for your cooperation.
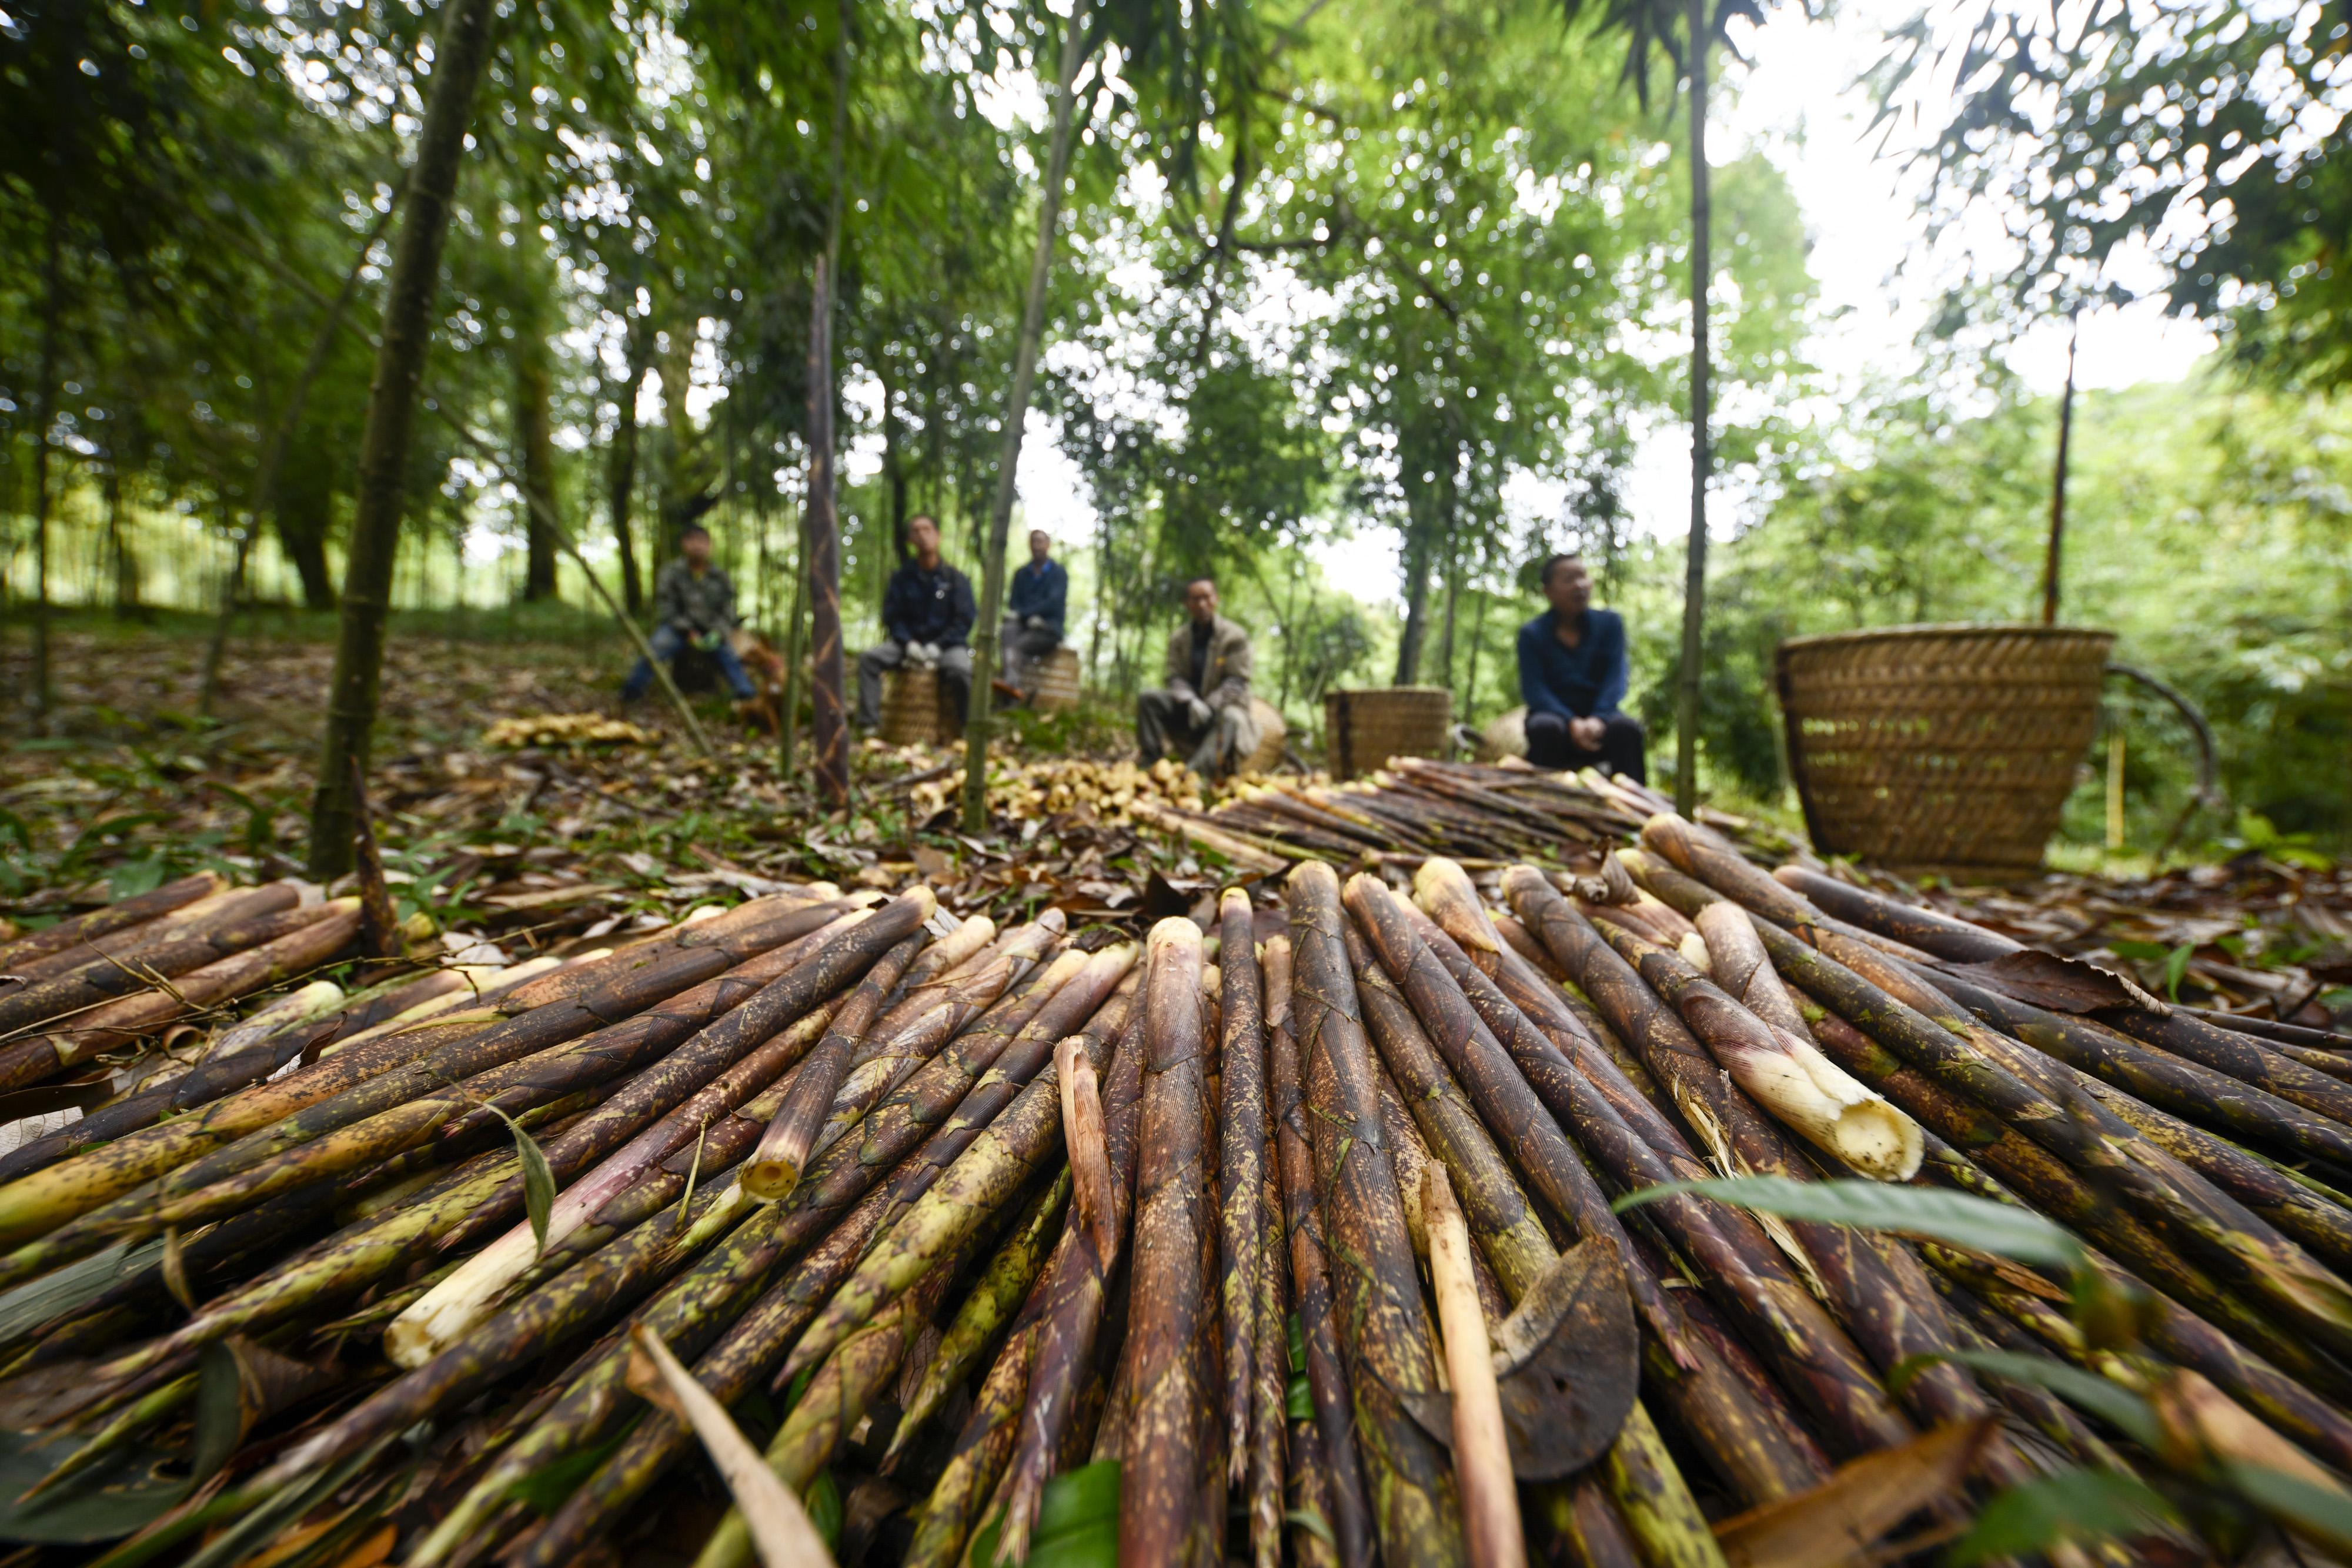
[608,315,651,615]
[306,0,500,877]
[807,0,853,807]
[1559,0,1758,813]
[514,316,562,603]
[960,5,1095,831]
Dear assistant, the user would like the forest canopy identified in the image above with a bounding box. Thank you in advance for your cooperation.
[2,0,2348,845]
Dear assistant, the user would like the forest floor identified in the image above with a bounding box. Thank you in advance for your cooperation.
[5,612,2349,1027]
[0,612,1187,955]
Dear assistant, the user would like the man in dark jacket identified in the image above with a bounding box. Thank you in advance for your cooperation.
[1515,553,1646,780]
[857,513,977,728]
[624,523,756,702]
[1000,529,1067,696]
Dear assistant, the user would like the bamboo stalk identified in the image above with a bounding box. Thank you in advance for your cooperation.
[993,1007,1151,1561]
[890,1169,1069,1459]
[1217,887,1272,1496]
[1116,918,1215,1567]
[0,898,845,1263]
[0,872,225,974]
[1285,861,1467,1566]
[149,902,911,1233]
[903,1316,1046,1568]
[745,927,934,1201]
[1352,875,1693,1363]
[1498,867,1917,1458]
[775,946,1135,1382]
[1424,1164,1527,1568]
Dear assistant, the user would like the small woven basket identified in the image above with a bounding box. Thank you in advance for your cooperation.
[1031,648,1083,714]
[1776,623,2114,872]
[880,667,964,746]
[1324,686,1453,781]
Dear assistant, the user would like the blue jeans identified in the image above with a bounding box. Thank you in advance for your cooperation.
[624,623,754,701]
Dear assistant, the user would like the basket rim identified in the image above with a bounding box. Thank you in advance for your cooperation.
[1325,685,1454,699]
[1778,621,2116,655]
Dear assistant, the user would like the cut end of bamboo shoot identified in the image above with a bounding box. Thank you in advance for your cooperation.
[1757,1023,1925,1181]
[741,1154,801,1204]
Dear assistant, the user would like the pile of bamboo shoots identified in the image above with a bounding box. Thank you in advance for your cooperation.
[1,807,2350,1567]
[1170,757,1799,875]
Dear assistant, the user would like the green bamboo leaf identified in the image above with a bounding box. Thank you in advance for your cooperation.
[189,1342,247,1485]
[802,1470,843,1550]
[973,1459,1120,1568]
[2164,943,2194,1002]
[1286,1505,1338,1546]
[2221,1465,2352,1552]
[1946,1467,2177,1565]
[1887,1349,2160,1449]
[473,1102,556,1256]
[1613,1176,2083,1269]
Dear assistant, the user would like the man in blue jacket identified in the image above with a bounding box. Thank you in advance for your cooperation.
[1516,553,1647,781]
[1000,529,1067,697]
[857,514,976,728]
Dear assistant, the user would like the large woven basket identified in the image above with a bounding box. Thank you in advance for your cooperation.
[1030,648,1083,714]
[1324,686,1452,781]
[1775,624,2114,871]
[880,667,964,747]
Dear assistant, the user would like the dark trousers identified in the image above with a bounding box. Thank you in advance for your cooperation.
[1526,711,1647,784]
[624,623,754,701]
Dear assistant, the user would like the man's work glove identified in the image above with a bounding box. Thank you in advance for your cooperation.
[692,630,726,654]
[1186,695,1214,730]
[1024,615,1048,632]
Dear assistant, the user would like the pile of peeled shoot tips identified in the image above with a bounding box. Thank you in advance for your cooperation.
[5,820,2352,1568]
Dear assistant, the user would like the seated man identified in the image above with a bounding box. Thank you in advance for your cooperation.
[1516,553,1647,781]
[1000,528,1067,697]
[624,523,756,706]
[857,513,976,728]
[1137,577,1259,778]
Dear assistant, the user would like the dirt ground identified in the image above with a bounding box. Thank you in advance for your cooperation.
[0,617,1177,951]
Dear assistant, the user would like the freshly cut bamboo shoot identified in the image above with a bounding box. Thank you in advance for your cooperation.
[1424,1165,1526,1568]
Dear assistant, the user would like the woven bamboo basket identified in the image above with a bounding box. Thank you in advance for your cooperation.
[1030,648,1083,714]
[1241,697,1287,774]
[1324,686,1452,781]
[1775,624,2114,872]
[880,667,964,747]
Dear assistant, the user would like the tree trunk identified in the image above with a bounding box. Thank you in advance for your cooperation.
[29,218,61,723]
[1436,504,1461,693]
[1673,0,1712,817]
[960,7,1094,831]
[780,503,809,773]
[657,322,698,568]
[1393,503,1434,686]
[103,429,139,619]
[806,253,848,803]
[2042,310,2079,627]
[306,0,499,878]
[881,358,910,565]
[275,449,338,610]
[610,318,648,615]
[806,4,853,807]
[515,325,560,603]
